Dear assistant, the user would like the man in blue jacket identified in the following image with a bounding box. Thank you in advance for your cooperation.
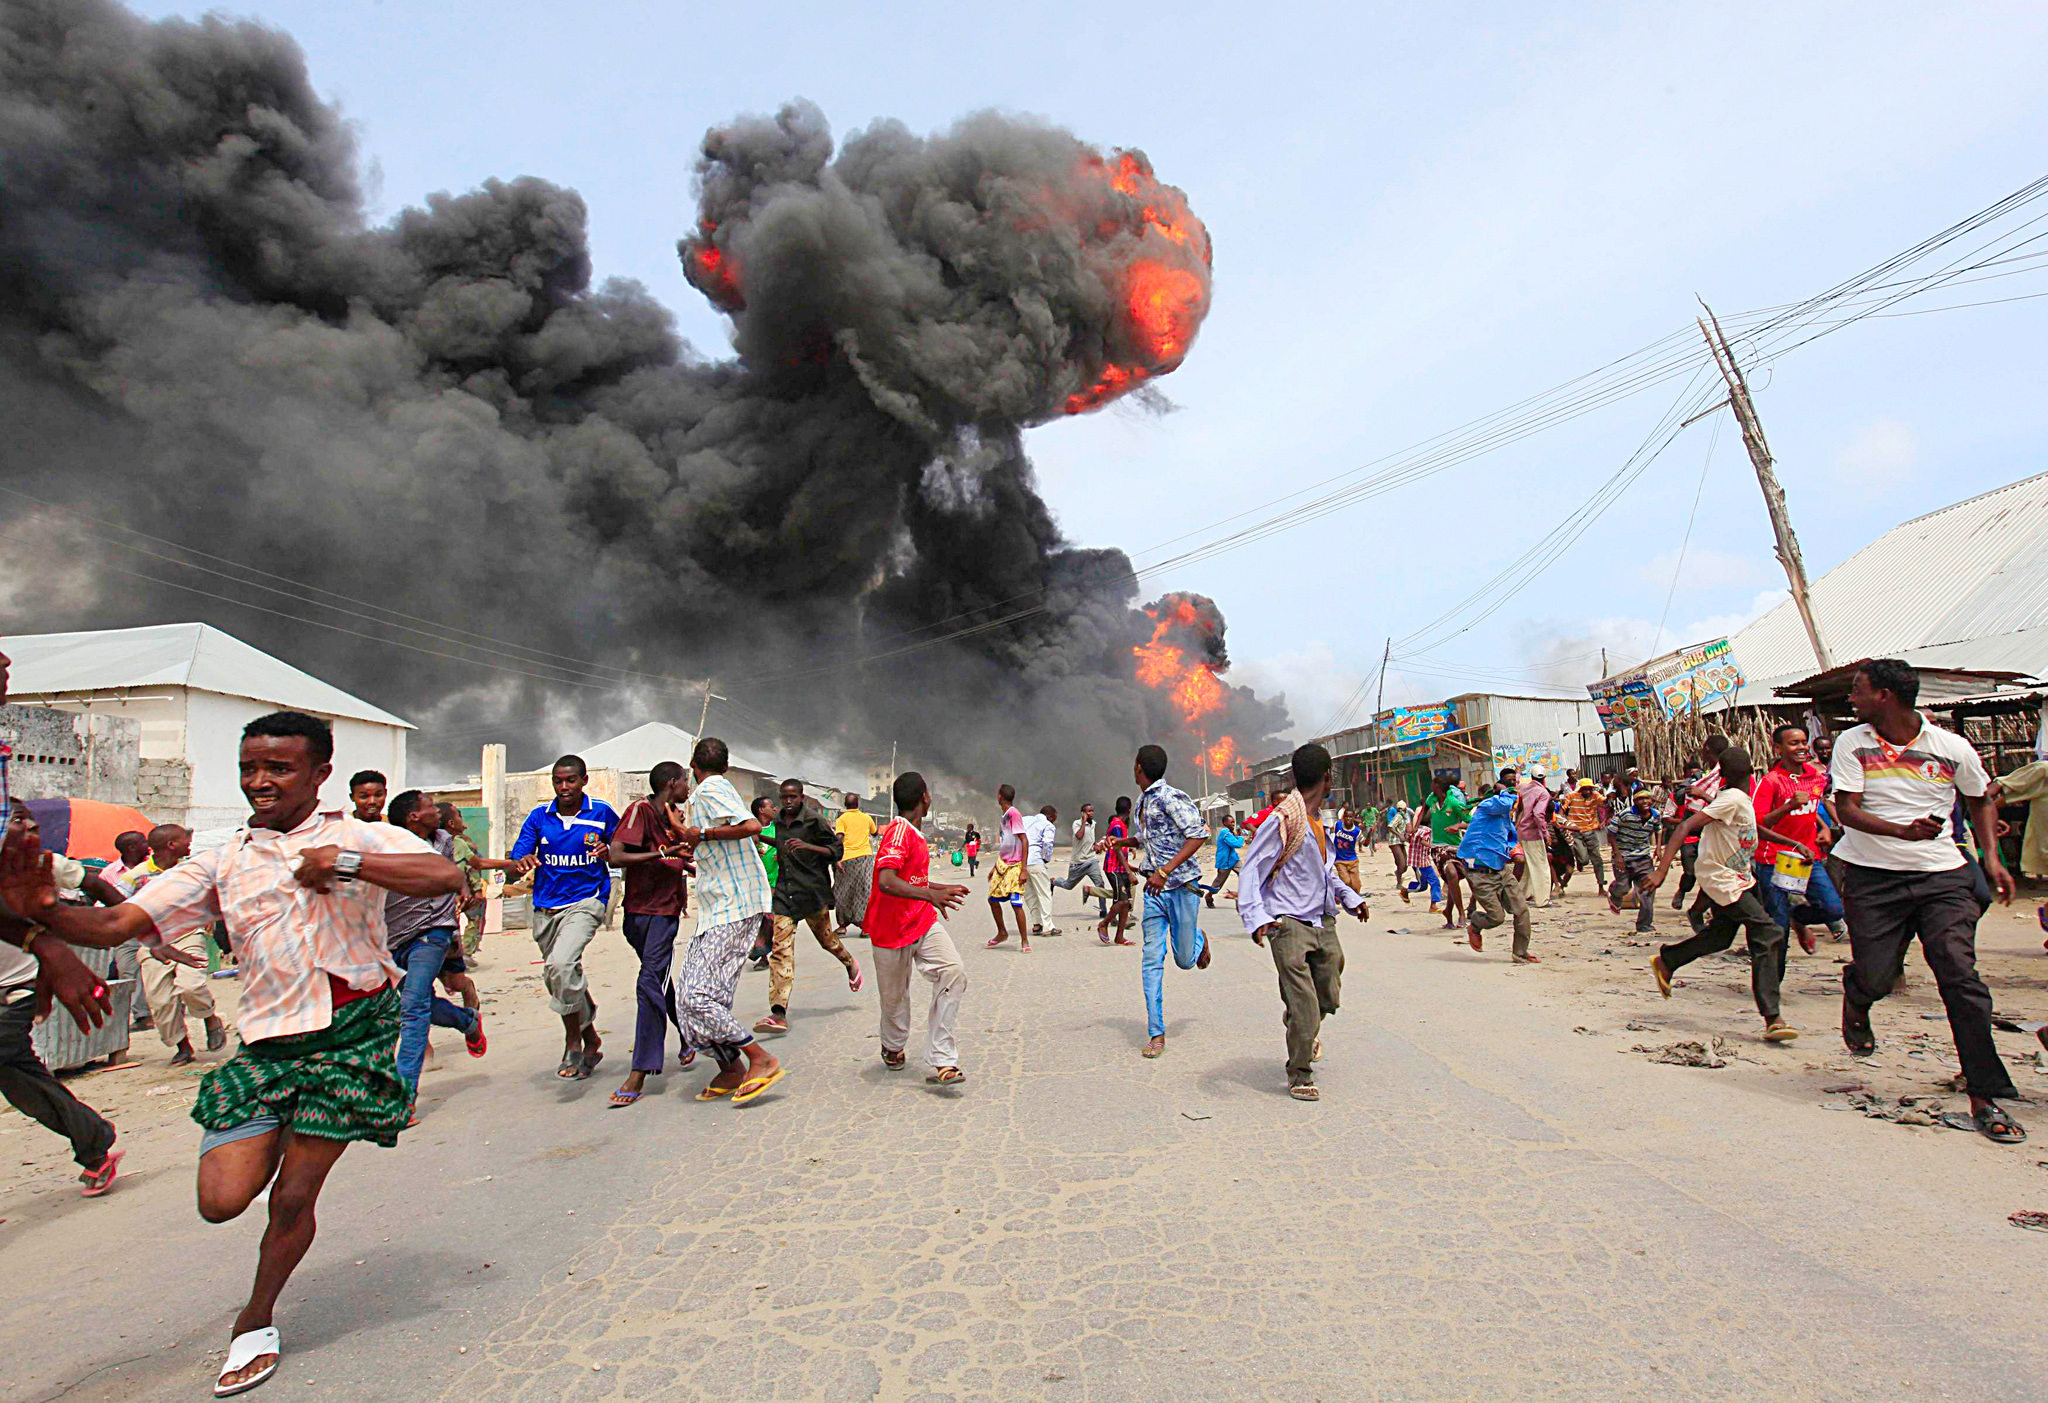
[1461,768,1535,963]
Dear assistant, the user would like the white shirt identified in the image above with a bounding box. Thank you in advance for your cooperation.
[1829,718,1989,873]
[1072,818,1097,851]
[1022,814,1057,866]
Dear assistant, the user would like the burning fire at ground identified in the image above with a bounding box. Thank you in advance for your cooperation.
[1134,594,1251,779]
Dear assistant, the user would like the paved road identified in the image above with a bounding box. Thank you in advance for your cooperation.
[8,876,2045,1401]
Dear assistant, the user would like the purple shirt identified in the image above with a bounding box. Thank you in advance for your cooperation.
[1236,813,1369,934]
[1514,781,1552,842]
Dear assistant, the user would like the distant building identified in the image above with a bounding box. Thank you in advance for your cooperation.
[7,623,411,830]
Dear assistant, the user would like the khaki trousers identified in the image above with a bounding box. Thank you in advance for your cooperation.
[769,909,854,1013]
[142,927,215,1049]
[874,921,966,1069]
[1519,837,1552,906]
[1267,916,1344,1085]
[1468,866,1532,957]
[1022,863,1056,931]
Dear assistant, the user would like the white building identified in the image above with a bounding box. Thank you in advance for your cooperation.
[6,622,412,830]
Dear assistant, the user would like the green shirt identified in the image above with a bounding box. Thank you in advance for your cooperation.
[1426,790,1472,844]
[756,822,779,887]
[450,833,483,895]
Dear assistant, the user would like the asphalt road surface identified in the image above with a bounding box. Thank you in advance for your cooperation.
[7,873,2046,1401]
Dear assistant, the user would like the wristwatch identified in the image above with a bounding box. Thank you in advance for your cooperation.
[334,849,364,883]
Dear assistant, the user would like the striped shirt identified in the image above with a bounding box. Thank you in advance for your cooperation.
[1607,805,1663,862]
[685,774,772,930]
[127,810,431,1043]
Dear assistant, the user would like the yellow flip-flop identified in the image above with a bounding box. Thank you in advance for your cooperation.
[730,1066,787,1105]
[695,1081,738,1101]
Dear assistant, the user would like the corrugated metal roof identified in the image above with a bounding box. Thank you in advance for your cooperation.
[1733,469,2048,694]
[7,622,413,729]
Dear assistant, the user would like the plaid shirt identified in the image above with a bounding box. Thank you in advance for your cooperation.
[1136,779,1207,889]
[127,810,430,1043]
[684,774,772,931]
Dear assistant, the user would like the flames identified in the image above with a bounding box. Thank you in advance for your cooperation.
[1063,150,1212,415]
[1132,597,1243,778]
[681,219,744,312]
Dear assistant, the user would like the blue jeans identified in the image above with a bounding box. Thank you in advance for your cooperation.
[1407,866,1442,903]
[1753,859,1845,932]
[1141,885,1205,1038]
[395,928,477,1091]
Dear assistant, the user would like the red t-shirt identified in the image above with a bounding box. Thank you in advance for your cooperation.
[614,798,686,916]
[1103,815,1128,875]
[1750,762,1826,865]
[867,817,940,949]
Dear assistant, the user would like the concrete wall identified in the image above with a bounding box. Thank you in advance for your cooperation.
[0,704,140,804]
[135,758,192,822]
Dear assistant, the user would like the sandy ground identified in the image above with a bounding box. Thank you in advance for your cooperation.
[5,847,2048,1401]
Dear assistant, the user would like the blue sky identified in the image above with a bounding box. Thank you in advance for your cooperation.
[135,1,2048,736]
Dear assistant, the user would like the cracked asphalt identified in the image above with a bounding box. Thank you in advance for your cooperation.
[7,861,2047,1401]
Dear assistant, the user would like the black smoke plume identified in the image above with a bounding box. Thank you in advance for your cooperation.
[0,0,1286,800]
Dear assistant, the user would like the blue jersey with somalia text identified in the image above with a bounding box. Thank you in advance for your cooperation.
[509,796,620,909]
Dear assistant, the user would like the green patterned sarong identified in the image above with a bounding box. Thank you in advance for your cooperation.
[192,987,409,1147]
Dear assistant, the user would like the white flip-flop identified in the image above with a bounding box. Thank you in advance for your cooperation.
[215,1326,280,1397]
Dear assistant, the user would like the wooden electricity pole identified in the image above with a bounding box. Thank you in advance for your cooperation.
[1698,306,1834,672]
[696,679,723,740]
[1368,637,1391,804]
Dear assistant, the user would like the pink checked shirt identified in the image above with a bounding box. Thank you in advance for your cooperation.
[128,809,431,1043]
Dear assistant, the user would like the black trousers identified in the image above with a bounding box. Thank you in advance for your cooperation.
[1840,862,2015,1100]
[1660,890,1785,1020]
[0,989,115,1170]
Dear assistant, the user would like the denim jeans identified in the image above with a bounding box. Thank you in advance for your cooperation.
[1754,858,1846,932]
[395,928,477,1091]
[1407,865,1442,903]
[1141,884,1205,1038]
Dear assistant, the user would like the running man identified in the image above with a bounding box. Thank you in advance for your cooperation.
[1560,777,1609,892]
[757,779,862,1036]
[383,790,485,1117]
[1098,796,1136,945]
[984,784,1031,952]
[1,710,462,1396]
[832,792,878,939]
[506,755,617,1081]
[1203,815,1246,908]
[1237,745,1370,1102]
[1461,769,1534,962]
[1331,807,1364,897]
[869,772,970,1085]
[132,823,228,1066]
[1022,804,1060,937]
[1050,802,1109,921]
[1672,735,1728,920]
[1606,784,1663,932]
[673,738,784,1105]
[1649,745,1808,1044]
[1751,723,1844,956]
[1832,659,2025,1143]
[606,762,692,1109]
[748,796,778,968]
[1102,746,1210,1058]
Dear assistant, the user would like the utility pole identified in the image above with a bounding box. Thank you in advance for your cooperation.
[696,679,723,740]
[1599,647,1607,678]
[1369,637,1391,804]
[1698,305,1834,671]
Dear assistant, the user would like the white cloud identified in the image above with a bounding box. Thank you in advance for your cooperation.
[1835,418,1917,491]
[1637,546,1771,594]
